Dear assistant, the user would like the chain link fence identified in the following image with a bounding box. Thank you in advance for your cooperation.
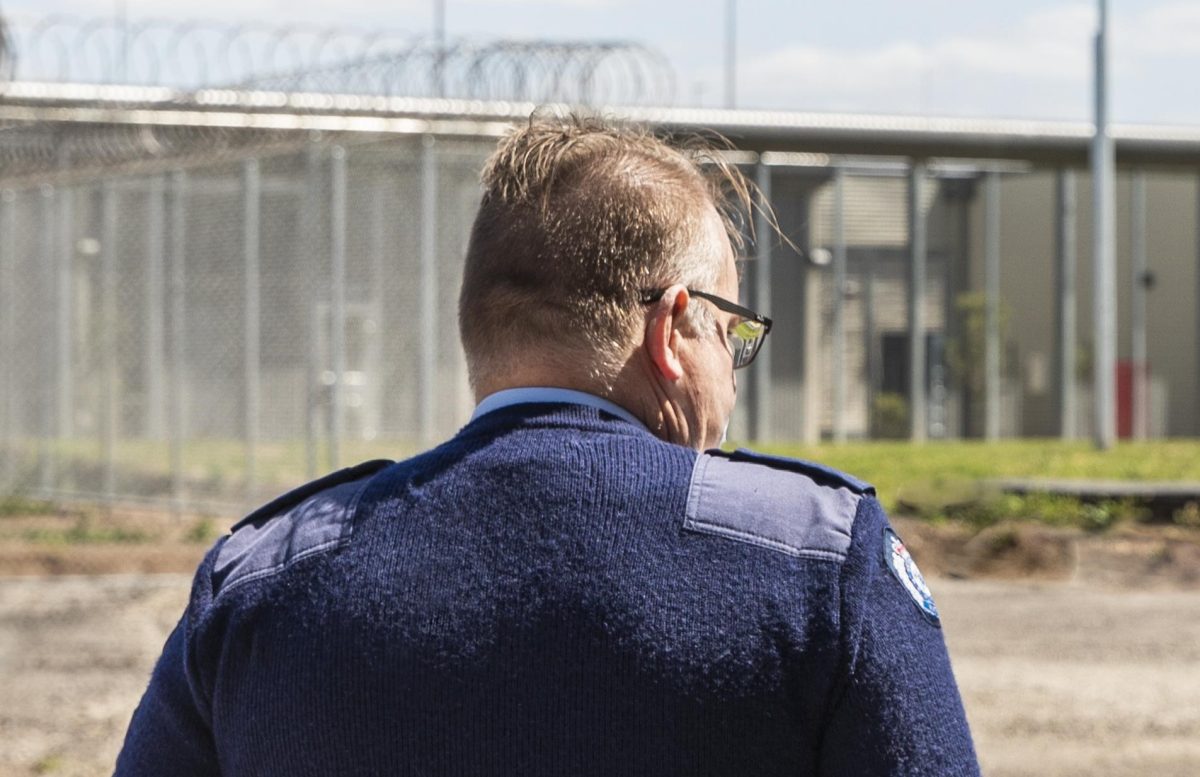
[1,108,1195,513]
[0,131,491,512]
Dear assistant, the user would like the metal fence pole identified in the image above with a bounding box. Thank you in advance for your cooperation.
[100,180,118,501]
[304,142,322,479]
[57,184,74,446]
[752,161,772,442]
[984,171,1002,441]
[1131,169,1148,440]
[832,166,847,443]
[1092,1,1117,450]
[368,170,387,442]
[169,170,188,515]
[242,159,261,505]
[907,161,927,442]
[39,186,55,494]
[419,135,438,445]
[1055,170,1077,440]
[329,146,347,469]
[146,176,167,441]
[864,250,877,437]
[0,191,14,490]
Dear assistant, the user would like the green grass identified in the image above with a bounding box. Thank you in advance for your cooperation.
[0,494,59,518]
[740,439,1200,530]
[6,437,1200,531]
[22,516,152,545]
[749,440,1200,501]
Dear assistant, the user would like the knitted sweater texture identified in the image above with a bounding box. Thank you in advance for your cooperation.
[115,404,979,776]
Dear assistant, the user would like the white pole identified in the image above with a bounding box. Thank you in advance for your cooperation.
[1055,170,1077,439]
[984,172,1001,441]
[908,161,927,442]
[242,160,261,505]
[1092,0,1116,449]
[832,166,847,443]
[419,135,438,444]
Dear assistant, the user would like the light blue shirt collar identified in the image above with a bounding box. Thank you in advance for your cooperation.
[471,387,649,432]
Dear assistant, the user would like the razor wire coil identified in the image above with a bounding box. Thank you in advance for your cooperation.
[2,15,675,106]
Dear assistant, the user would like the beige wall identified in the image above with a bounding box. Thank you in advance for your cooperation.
[965,169,1199,437]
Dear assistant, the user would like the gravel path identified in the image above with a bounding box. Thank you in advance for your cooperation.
[1,574,1198,776]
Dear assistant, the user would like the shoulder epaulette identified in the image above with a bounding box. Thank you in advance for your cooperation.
[724,448,875,495]
[683,448,873,562]
[230,459,394,532]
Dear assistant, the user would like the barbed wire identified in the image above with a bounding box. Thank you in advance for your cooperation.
[1,14,675,106]
[241,40,675,107]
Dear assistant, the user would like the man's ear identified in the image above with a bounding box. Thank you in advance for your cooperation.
[645,285,689,382]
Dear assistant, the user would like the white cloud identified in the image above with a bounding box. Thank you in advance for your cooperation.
[733,2,1200,121]
[1125,2,1200,57]
[735,3,1097,117]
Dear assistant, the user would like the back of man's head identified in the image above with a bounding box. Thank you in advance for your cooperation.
[458,115,746,391]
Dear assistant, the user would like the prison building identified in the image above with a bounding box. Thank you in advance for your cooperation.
[2,84,1200,510]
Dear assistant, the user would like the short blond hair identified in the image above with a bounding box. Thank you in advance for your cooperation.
[458,115,752,388]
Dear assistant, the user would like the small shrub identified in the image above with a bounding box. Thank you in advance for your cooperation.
[185,516,220,544]
[872,393,909,439]
[1174,501,1200,529]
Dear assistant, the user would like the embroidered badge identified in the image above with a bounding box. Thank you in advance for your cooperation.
[883,528,940,625]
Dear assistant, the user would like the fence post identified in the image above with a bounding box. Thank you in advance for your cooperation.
[101,180,119,502]
[984,171,1002,441]
[907,161,927,442]
[419,135,438,445]
[169,170,188,516]
[1055,170,1077,440]
[303,142,322,480]
[57,185,74,450]
[146,176,167,441]
[329,146,347,469]
[39,186,55,495]
[832,166,847,443]
[242,159,261,506]
[0,190,14,490]
[367,169,387,442]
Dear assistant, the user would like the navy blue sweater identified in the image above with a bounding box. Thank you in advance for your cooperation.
[115,404,979,775]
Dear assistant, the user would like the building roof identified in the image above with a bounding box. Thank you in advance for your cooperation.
[4,81,1200,170]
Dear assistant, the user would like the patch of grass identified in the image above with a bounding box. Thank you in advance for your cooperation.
[896,486,1141,532]
[22,516,152,545]
[184,515,221,544]
[0,494,59,518]
[744,439,1190,531]
[32,753,65,774]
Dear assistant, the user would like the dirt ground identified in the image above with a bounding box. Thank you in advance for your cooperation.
[1,510,1199,776]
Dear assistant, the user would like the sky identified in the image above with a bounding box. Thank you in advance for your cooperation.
[4,0,1200,125]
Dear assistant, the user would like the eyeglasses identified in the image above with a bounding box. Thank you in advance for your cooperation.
[641,288,773,369]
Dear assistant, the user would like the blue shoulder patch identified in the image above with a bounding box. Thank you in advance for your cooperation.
[683,449,871,561]
[727,448,874,495]
[214,459,393,596]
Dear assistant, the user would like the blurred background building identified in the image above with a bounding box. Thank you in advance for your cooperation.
[1,15,1198,511]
